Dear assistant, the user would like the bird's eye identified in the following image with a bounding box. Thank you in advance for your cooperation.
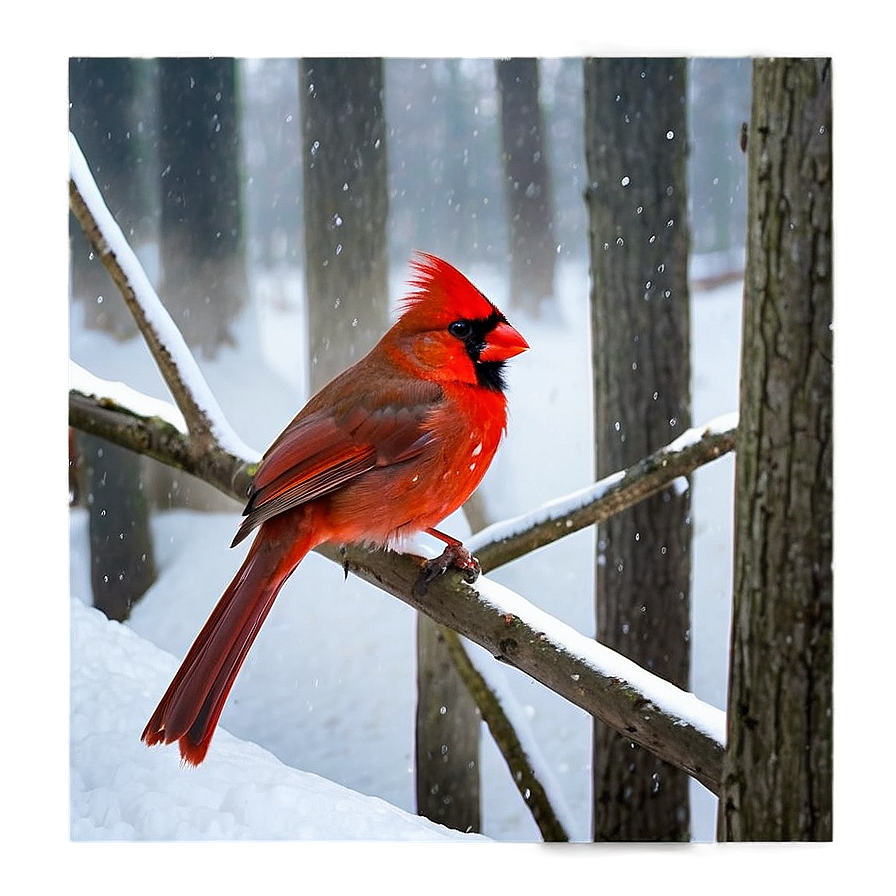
[448,320,472,339]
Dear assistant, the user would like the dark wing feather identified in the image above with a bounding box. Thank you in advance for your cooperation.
[231,381,441,546]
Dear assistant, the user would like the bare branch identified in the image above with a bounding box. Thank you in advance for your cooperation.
[470,414,738,573]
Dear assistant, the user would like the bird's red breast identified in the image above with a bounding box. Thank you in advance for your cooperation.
[232,251,528,549]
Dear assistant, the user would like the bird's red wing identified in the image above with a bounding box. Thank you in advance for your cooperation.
[231,399,437,546]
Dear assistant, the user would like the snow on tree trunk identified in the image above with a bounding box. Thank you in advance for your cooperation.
[718,57,833,842]
[584,57,693,841]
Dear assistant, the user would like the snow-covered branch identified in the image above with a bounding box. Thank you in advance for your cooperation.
[70,374,726,792]
[68,132,256,462]
[438,626,570,840]
[67,132,725,795]
[470,413,738,572]
[322,540,725,794]
[69,364,254,504]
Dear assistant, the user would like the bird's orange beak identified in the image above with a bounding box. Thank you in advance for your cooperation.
[480,321,529,362]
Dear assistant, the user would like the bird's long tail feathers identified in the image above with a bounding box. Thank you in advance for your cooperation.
[141,516,314,766]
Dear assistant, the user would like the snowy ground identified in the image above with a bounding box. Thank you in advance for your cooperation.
[70,592,482,841]
[68,257,742,844]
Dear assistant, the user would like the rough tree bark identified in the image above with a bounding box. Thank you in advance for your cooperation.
[496,58,556,315]
[584,57,693,841]
[717,57,833,842]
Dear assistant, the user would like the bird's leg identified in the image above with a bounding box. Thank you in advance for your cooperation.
[415,527,481,595]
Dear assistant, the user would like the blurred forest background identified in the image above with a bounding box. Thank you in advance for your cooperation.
[68,56,760,842]
[69,57,750,352]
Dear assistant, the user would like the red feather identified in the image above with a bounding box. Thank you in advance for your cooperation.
[142,253,528,764]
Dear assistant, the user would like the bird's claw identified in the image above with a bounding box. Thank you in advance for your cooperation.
[414,543,481,595]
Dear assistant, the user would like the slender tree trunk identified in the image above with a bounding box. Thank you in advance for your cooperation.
[150,57,247,513]
[718,58,833,842]
[299,58,481,833]
[69,57,148,339]
[415,618,481,833]
[158,57,247,358]
[496,58,556,315]
[584,57,692,841]
[78,434,157,621]
[299,57,390,394]
[70,58,158,617]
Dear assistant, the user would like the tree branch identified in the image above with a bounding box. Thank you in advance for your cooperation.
[69,384,725,792]
[438,625,570,841]
[321,542,726,794]
[470,414,738,573]
[69,379,252,503]
[68,388,574,838]
[68,130,726,796]
[68,132,256,462]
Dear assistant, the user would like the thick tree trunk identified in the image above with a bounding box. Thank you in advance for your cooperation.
[584,57,692,841]
[496,58,556,315]
[299,57,390,394]
[718,58,833,842]
[158,57,247,358]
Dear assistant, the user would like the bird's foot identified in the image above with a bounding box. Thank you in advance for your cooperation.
[414,542,481,595]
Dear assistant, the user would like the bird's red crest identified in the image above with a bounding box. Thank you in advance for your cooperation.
[401,252,500,324]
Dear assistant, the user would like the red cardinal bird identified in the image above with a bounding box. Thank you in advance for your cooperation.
[141,252,528,765]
